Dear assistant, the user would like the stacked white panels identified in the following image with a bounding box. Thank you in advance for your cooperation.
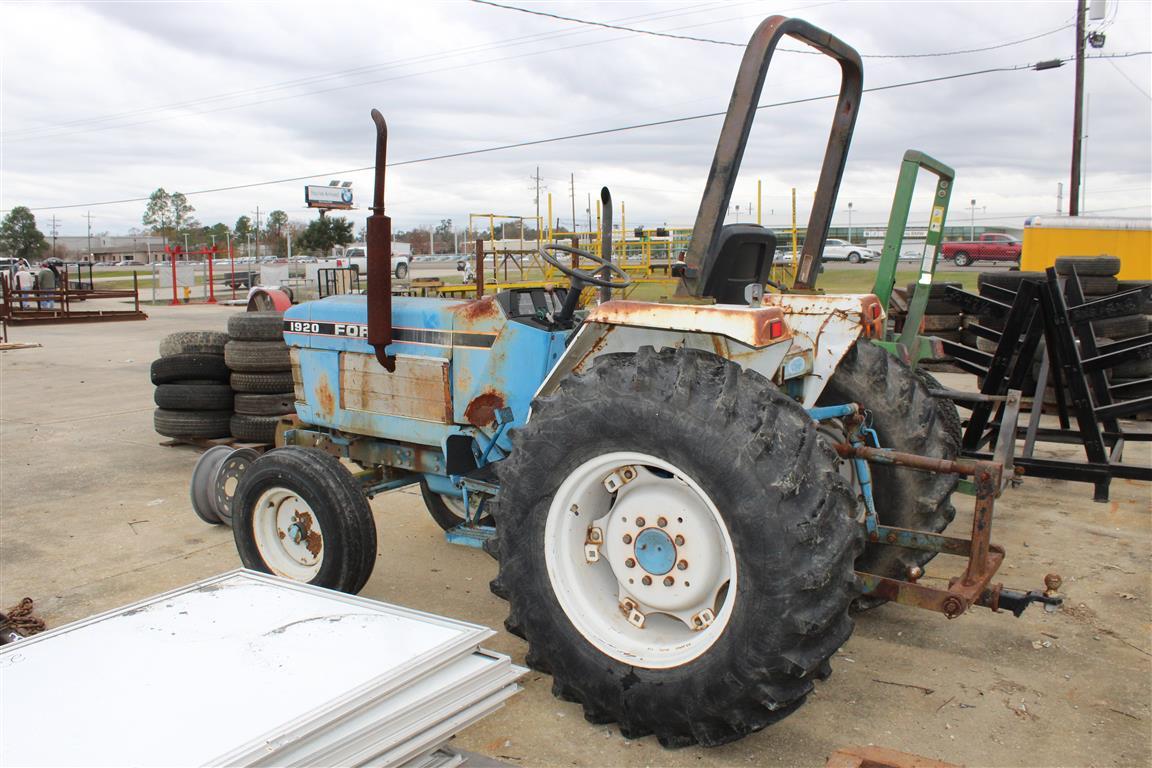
[0,570,523,767]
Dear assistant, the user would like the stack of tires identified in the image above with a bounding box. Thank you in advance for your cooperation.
[906,281,964,349]
[974,257,1151,415]
[152,331,233,440]
[225,311,296,444]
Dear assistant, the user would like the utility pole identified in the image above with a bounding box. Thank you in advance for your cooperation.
[252,206,262,259]
[85,211,94,261]
[570,174,577,233]
[1070,0,1087,217]
[48,215,60,258]
[586,192,592,233]
[1057,182,1064,214]
[530,167,546,229]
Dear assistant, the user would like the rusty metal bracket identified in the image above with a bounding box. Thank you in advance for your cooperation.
[837,443,1060,619]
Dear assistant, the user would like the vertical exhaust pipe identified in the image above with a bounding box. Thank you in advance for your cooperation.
[367,109,395,372]
[599,187,613,304]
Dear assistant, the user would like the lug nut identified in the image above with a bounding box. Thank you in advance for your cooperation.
[625,558,636,568]
[674,535,685,546]
[663,576,674,587]
[657,517,668,528]
[642,575,652,586]
[622,533,632,545]
[677,560,688,570]
[636,517,646,527]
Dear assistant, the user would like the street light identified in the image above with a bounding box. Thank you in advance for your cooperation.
[848,202,853,243]
[183,233,190,259]
[969,199,977,240]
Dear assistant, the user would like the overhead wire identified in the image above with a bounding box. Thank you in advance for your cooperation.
[471,0,1076,59]
[0,0,734,138]
[19,52,1152,213]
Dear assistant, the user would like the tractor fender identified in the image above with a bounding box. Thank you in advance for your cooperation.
[537,295,882,408]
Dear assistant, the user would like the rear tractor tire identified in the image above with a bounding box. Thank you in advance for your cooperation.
[817,342,960,605]
[491,347,862,748]
[232,447,377,593]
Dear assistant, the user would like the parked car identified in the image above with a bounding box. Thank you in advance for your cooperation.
[114,259,143,266]
[940,233,1022,267]
[342,246,411,280]
[821,239,877,263]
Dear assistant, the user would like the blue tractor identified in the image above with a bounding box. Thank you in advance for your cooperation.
[219,16,1059,748]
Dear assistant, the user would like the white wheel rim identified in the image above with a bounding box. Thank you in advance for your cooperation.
[440,494,469,520]
[252,487,324,581]
[544,452,737,669]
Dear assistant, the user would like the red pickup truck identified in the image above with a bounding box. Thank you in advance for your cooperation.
[940,233,1022,267]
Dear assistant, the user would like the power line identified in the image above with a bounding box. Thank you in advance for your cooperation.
[1,1,732,140]
[10,52,1150,214]
[471,0,1075,59]
[1106,59,1152,101]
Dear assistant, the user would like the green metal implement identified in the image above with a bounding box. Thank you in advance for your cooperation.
[871,150,955,366]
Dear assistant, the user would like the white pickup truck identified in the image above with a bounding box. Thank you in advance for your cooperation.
[339,242,411,280]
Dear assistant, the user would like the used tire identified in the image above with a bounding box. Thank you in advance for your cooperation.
[230,413,282,443]
[1077,276,1119,295]
[419,479,494,530]
[492,347,862,747]
[395,262,410,280]
[227,311,285,341]
[1092,314,1149,340]
[232,447,377,593]
[978,271,1045,292]
[153,408,231,438]
[817,341,959,593]
[1116,282,1152,314]
[158,330,229,358]
[154,383,234,411]
[1112,358,1152,379]
[231,371,295,394]
[150,354,230,385]
[1055,255,1121,277]
[225,340,291,372]
[234,392,296,416]
[921,314,962,332]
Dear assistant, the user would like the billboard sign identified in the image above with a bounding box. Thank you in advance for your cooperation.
[305,185,354,209]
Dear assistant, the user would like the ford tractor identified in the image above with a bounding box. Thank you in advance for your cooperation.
[210,16,1061,748]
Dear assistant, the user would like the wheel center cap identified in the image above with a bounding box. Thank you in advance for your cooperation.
[634,528,676,575]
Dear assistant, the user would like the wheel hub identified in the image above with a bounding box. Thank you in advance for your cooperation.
[633,528,676,575]
[252,487,325,580]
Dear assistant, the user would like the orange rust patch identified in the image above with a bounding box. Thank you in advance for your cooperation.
[455,295,501,322]
[305,530,322,557]
[464,390,505,427]
[315,375,335,417]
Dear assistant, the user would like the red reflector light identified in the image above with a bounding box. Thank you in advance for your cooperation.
[871,303,881,319]
[769,320,784,339]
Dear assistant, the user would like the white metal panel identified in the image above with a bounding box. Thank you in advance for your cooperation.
[358,685,522,768]
[0,570,492,768]
[272,652,523,767]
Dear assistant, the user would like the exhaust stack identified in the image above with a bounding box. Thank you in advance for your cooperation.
[366,108,395,372]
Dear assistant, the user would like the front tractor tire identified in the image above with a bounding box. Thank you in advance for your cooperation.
[232,447,377,594]
[491,347,862,747]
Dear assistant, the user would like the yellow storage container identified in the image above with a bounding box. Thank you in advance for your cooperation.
[1021,216,1151,280]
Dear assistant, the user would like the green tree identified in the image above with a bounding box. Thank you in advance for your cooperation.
[143,188,199,245]
[0,206,48,261]
[296,216,355,255]
[266,210,288,237]
[234,215,253,238]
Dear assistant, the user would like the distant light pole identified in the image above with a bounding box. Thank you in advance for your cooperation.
[847,202,854,243]
[183,233,190,259]
[969,199,977,240]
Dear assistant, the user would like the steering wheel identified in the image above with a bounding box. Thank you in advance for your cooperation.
[538,244,633,289]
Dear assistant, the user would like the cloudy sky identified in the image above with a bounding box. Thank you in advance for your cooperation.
[1,0,1150,240]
